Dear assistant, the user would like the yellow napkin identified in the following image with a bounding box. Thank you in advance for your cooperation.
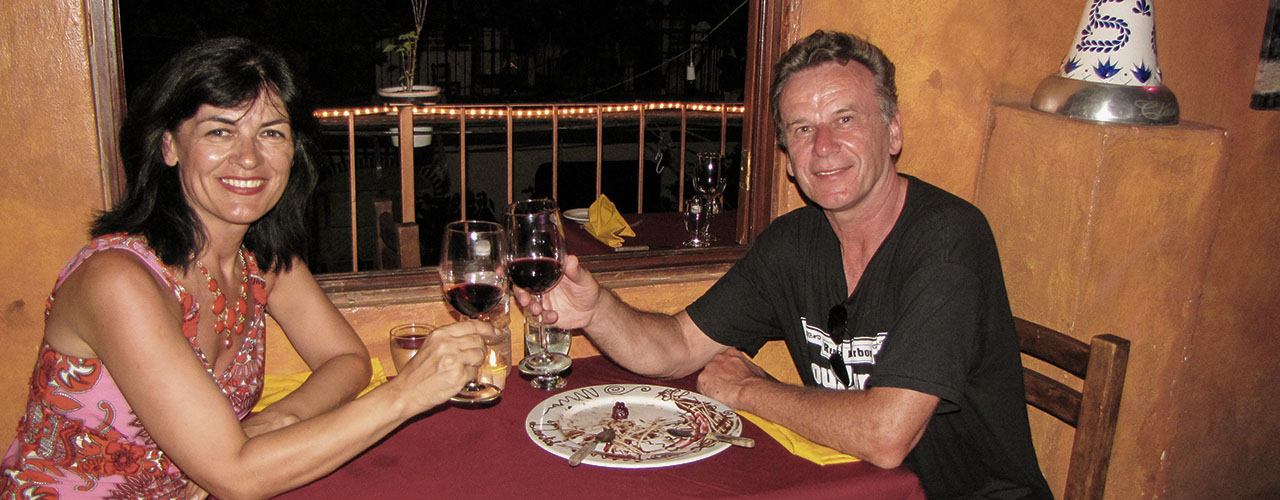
[583,194,635,247]
[737,411,860,465]
[253,358,389,413]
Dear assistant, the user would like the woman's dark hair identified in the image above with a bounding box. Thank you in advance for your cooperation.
[770,30,899,151]
[94,36,319,273]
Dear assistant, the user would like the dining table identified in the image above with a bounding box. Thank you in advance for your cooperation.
[563,209,739,256]
[272,355,925,499]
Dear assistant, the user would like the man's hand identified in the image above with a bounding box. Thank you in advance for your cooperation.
[696,349,777,409]
[511,254,602,329]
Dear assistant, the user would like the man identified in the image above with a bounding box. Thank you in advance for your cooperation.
[524,30,1051,499]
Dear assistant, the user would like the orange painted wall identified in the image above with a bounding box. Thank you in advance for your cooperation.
[785,0,1280,498]
[0,0,107,433]
[978,107,1229,498]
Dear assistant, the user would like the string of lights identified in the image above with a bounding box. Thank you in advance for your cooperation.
[314,102,745,119]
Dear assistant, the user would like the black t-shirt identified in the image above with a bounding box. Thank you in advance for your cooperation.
[686,175,1051,499]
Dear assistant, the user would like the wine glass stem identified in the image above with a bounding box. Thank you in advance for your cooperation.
[535,293,551,359]
[466,313,491,389]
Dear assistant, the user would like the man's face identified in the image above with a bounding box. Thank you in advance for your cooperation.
[778,61,902,215]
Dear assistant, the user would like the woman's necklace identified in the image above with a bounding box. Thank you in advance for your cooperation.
[195,247,249,350]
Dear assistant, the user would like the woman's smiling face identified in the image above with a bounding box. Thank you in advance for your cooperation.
[162,91,294,233]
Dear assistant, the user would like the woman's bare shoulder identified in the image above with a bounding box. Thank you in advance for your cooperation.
[47,248,184,354]
[69,248,177,294]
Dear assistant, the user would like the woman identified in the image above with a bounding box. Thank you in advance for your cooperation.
[1,37,490,499]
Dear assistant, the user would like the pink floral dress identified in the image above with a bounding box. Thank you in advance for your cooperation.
[1,234,266,498]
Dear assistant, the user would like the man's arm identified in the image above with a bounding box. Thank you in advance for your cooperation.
[697,350,938,469]
[519,256,936,467]
[515,255,728,378]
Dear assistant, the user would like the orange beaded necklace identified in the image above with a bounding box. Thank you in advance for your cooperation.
[195,248,249,350]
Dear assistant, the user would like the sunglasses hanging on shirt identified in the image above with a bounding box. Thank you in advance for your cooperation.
[826,303,852,387]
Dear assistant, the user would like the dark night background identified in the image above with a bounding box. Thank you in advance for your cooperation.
[119,0,748,107]
[119,1,748,271]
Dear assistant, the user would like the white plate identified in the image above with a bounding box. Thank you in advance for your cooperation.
[562,208,590,224]
[525,384,742,468]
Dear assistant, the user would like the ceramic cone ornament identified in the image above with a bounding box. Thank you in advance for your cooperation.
[1031,0,1179,125]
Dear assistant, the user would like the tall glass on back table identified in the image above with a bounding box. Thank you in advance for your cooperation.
[693,152,727,217]
[438,220,509,404]
[683,152,725,247]
[507,199,573,389]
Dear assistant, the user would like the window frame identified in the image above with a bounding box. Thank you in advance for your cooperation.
[86,0,786,305]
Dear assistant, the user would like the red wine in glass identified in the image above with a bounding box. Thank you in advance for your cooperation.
[508,257,563,294]
[445,282,506,318]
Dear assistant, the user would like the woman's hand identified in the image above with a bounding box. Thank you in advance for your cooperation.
[390,320,493,411]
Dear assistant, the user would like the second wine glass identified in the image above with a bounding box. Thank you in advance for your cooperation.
[696,154,727,203]
[507,199,572,386]
[439,220,509,404]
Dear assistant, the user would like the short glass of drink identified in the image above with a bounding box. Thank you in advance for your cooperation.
[523,317,572,390]
[389,323,435,375]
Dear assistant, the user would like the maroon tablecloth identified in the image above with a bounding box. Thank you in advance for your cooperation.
[273,356,924,499]
[565,210,738,256]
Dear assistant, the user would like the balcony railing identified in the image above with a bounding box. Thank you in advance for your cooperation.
[311,102,744,273]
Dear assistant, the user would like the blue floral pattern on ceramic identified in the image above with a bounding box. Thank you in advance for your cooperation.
[1056,0,1164,86]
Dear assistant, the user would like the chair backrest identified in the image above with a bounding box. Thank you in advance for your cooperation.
[1014,317,1130,500]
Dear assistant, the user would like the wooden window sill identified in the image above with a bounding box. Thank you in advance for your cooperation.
[316,246,746,308]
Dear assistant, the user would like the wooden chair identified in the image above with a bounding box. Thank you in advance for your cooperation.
[1014,317,1130,500]
[373,198,421,270]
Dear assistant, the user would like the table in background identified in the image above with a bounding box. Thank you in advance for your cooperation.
[273,356,924,499]
[564,210,738,256]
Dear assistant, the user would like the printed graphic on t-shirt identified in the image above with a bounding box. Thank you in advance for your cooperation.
[801,317,888,390]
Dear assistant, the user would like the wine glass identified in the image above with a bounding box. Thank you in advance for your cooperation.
[439,220,509,404]
[682,195,711,248]
[693,152,727,215]
[506,199,572,386]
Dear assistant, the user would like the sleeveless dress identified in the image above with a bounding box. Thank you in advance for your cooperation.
[1,234,266,499]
